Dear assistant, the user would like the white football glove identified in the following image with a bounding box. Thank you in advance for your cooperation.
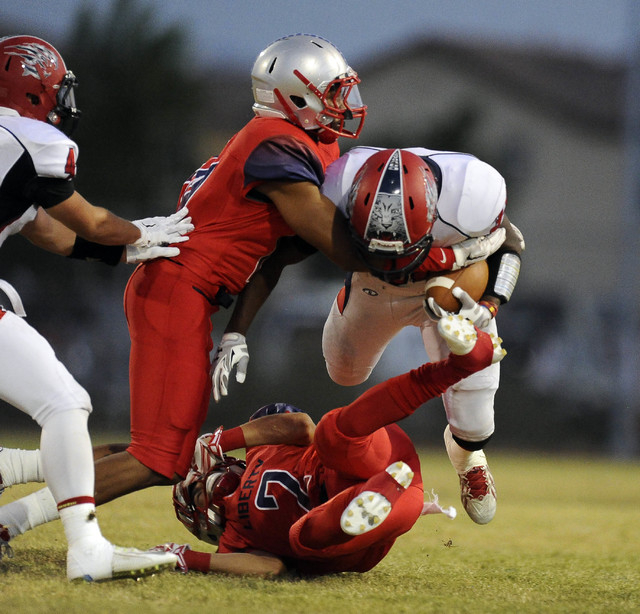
[131,207,194,248]
[211,333,249,402]
[125,243,181,264]
[451,287,494,329]
[451,228,506,270]
[424,288,494,329]
[149,543,191,573]
[192,427,224,474]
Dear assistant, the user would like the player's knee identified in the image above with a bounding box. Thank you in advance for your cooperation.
[324,360,370,386]
[31,397,92,428]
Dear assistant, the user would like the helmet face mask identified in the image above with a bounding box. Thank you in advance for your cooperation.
[47,71,81,135]
[0,35,81,135]
[172,457,246,546]
[252,34,366,141]
[347,149,439,284]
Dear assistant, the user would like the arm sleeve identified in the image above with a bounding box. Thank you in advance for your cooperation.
[244,136,325,187]
[24,176,75,209]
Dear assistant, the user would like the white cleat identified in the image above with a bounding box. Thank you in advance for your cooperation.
[488,332,507,364]
[67,538,178,582]
[438,315,506,364]
[444,426,496,525]
[385,460,415,489]
[340,462,414,536]
[437,315,478,355]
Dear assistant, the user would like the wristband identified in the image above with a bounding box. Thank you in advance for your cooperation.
[68,236,124,266]
[183,550,213,573]
[219,426,247,452]
[478,300,498,318]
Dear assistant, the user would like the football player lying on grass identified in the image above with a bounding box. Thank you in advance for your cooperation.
[154,315,505,577]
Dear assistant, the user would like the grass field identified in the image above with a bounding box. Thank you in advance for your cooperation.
[1,434,638,614]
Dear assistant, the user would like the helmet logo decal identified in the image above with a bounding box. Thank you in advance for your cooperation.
[4,42,59,80]
[367,193,407,240]
[365,150,409,242]
[422,166,438,223]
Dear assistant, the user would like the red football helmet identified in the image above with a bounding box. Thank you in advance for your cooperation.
[0,35,80,135]
[347,149,439,284]
[172,456,246,546]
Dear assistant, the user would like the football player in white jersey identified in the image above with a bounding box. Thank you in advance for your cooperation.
[320,147,524,525]
[0,35,192,580]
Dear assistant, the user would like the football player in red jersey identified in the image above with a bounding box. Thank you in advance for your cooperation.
[211,148,520,526]
[155,316,506,577]
[0,33,369,557]
[0,35,505,561]
[0,35,190,580]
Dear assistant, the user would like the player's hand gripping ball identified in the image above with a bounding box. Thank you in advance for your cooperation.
[424,260,489,313]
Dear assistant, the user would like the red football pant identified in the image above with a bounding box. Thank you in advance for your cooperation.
[124,259,217,478]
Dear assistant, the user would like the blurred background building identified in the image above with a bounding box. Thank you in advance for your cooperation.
[1,0,638,457]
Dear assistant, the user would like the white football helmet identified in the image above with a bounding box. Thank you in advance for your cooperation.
[251,34,366,142]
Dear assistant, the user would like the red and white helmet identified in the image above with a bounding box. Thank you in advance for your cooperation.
[347,149,439,284]
[0,35,81,135]
[251,34,366,143]
[172,456,245,546]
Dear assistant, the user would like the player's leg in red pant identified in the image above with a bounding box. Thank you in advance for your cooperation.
[93,260,216,503]
[289,460,423,569]
[125,259,216,478]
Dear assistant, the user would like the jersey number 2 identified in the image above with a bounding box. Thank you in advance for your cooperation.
[255,470,311,513]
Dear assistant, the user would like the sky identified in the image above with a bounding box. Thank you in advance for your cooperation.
[2,0,636,71]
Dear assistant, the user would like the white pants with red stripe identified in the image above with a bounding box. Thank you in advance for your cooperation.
[0,308,94,503]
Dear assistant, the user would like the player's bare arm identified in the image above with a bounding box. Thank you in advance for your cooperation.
[46,191,141,245]
[225,236,314,336]
[240,412,316,449]
[19,207,77,255]
[208,551,286,577]
[256,180,365,272]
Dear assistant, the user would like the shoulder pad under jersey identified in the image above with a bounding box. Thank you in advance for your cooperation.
[322,146,382,216]
[4,116,78,180]
[433,154,506,237]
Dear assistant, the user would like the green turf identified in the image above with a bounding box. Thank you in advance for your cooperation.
[1,441,638,614]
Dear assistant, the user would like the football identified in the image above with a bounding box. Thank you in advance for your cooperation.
[424,260,489,313]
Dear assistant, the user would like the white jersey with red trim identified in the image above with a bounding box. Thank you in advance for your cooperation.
[0,107,77,247]
[322,146,506,247]
[321,145,506,449]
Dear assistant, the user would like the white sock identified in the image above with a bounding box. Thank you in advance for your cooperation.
[59,503,103,548]
[444,425,477,474]
[0,447,44,487]
[0,488,59,538]
[40,409,95,503]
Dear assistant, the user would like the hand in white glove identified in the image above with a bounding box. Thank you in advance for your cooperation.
[451,287,494,329]
[192,427,224,474]
[424,288,495,329]
[451,228,506,270]
[132,207,194,248]
[211,333,249,402]
[125,243,181,264]
[149,543,191,573]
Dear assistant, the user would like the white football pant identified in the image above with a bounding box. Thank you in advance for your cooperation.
[322,272,499,443]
